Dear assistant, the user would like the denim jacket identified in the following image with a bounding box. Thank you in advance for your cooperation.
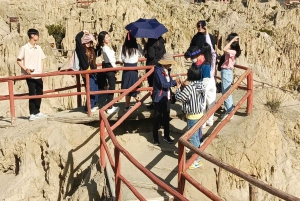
[152,65,176,103]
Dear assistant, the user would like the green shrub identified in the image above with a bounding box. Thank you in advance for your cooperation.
[46,24,65,49]
[265,90,285,112]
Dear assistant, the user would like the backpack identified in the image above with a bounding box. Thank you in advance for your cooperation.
[217,54,225,71]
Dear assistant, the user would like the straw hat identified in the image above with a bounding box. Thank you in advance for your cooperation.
[158,53,177,65]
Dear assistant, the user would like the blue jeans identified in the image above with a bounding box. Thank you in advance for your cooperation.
[83,74,99,109]
[187,118,202,162]
[187,119,203,149]
[221,69,234,113]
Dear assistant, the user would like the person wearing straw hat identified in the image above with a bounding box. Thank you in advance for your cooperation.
[152,53,177,145]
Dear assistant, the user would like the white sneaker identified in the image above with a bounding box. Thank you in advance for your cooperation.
[29,114,36,121]
[222,114,233,121]
[202,123,206,129]
[206,122,213,127]
[106,106,119,114]
[35,113,47,118]
[185,147,190,153]
[124,106,132,112]
[91,107,98,113]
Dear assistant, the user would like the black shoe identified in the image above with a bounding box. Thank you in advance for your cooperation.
[163,137,174,144]
[153,140,160,146]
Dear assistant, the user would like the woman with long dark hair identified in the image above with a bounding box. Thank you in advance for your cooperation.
[221,33,241,120]
[75,30,98,112]
[96,31,119,114]
[145,36,166,109]
[118,32,143,111]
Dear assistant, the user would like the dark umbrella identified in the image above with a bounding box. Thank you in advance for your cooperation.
[125,18,168,39]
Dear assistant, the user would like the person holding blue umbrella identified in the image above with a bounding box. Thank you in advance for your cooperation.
[118,32,143,112]
[145,36,166,109]
[125,18,168,109]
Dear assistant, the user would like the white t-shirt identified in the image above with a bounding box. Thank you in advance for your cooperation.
[102,45,116,67]
[118,44,143,64]
[17,42,46,78]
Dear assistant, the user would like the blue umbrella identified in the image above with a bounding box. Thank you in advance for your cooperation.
[125,18,168,39]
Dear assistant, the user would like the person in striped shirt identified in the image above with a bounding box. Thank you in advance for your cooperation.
[175,66,206,169]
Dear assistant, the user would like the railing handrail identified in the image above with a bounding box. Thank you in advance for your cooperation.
[179,140,300,201]
[177,62,299,200]
[98,66,188,200]
[0,53,187,82]
[100,112,188,201]
[2,53,297,200]
[180,69,252,142]
[0,66,153,82]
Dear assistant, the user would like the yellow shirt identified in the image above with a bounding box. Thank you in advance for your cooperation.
[186,113,203,120]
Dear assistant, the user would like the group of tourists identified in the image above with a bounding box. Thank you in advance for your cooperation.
[17,20,242,169]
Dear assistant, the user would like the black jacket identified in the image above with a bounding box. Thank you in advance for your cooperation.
[75,31,89,70]
[190,32,216,50]
[145,37,166,66]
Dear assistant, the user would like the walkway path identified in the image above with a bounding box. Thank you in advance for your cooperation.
[0,91,248,200]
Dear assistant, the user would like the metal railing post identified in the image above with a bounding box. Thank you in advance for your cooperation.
[76,74,82,107]
[115,148,122,201]
[100,114,106,169]
[178,142,186,195]
[8,80,15,124]
[247,71,253,115]
[85,73,91,116]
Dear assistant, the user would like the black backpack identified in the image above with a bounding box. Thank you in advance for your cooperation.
[217,54,225,71]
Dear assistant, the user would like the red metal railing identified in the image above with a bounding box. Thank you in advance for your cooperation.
[177,65,300,201]
[1,54,299,200]
[98,67,188,200]
[0,66,154,123]
[76,0,97,7]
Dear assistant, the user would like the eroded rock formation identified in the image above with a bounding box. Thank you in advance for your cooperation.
[0,0,300,200]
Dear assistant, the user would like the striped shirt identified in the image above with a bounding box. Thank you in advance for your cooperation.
[175,81,206,114]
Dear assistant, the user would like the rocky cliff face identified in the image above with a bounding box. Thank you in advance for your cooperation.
[1,0,300,116]
[1,0,300,84]
[0,0,300,200]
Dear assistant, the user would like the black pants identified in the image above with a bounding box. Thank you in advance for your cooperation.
[98,64,116,106]
[153,101,170,141]
[26,78,43,115]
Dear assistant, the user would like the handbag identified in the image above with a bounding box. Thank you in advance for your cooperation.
[69,51,80,71]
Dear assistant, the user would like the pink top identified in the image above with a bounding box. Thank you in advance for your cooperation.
[221,50,236,70]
